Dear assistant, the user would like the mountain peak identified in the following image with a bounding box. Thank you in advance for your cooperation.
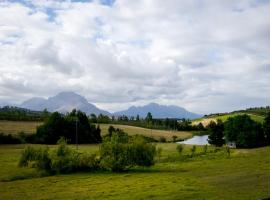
[21,92,110,116]
[114,103,201,119]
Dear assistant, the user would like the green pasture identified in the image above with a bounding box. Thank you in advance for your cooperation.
[0,143,270,200]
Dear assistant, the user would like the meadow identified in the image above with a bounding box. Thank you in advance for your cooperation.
[0,143,270,200]
[0,120,42,135]
[0,120,192,141]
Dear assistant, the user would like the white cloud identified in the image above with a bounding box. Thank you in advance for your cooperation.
[0,0,270,114]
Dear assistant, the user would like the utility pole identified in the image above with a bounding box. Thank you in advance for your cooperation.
[76,117,78,150]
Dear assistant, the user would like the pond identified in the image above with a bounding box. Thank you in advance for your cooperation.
[177,135,209,145]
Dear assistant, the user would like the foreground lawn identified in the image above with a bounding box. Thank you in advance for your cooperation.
[0,144,270,200]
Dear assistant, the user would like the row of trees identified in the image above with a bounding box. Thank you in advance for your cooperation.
[0,106,49,121]
[90,112,204,131]
[208,113,270,148]
[36,110,101,144]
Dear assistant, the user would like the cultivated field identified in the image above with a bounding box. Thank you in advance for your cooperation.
[0,144,270,199]
[99,124,192,141]
[192,113,264,126]
[0,120,43,135]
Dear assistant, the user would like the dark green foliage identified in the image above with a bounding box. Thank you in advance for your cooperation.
[0,133,21,144]
[176,144,183,155]
[0,106,48,121]
[207,120,225,147]
[263,112,270,145]
[224,115,265,148]
[159,136,166,143]
[190,145,196,157]
[203,145,208,154]
[19,138,99,174]
[36,110,101,144]
[19,146,51,171]
[172,135,177,142]
[100,130,156,172]
[156,147,162,162]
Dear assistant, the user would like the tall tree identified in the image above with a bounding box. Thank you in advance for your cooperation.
[263,112,270,145]
[207,119,225,147]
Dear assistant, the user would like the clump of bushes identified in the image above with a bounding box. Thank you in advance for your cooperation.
[0,132,21,144]
[19,128,157,174]
[100,130,156,172]
[19,138,99,174]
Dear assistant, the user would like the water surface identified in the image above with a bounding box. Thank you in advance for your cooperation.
[177,135,209,145]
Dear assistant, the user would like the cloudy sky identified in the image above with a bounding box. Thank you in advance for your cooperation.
[0,0,270,114]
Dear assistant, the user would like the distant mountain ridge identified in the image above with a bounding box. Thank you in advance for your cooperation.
[20,92,110,116]
[17,92,201,119]
[113,103,201,119]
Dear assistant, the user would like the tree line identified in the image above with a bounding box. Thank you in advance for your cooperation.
[208,113,270,148]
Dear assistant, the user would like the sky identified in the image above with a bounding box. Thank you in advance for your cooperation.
[0,0,270,114]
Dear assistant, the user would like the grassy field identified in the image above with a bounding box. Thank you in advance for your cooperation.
[0,144,270,200]
[0,120,192,141]
[99,124,192,141]
[192,113,265,126]
[0,120,43,135]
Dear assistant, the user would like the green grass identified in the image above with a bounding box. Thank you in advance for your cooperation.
[0,144,270,199]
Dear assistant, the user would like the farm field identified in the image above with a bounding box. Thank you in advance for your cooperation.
[0,144,270,200]
[99,124,192,141]
[0,120,192,141]
[192,113,265,126]
[0,120,43,135]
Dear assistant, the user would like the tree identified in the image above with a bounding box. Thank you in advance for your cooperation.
[36,111,101,144]
[224,115,264,148]
[145,112,153,127]
[263,112,270,145]
[207,120,225,147]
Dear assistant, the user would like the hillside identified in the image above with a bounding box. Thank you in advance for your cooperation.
[21,92,110,116]
[193,106,269,126]
[114,103,201,119]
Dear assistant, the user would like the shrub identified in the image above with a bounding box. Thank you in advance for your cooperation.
[0,133,21,144]
[19,138,100,174]
[176,144,184,155]
[203,144,208,154]
[100,131,156,172]
[156,147,162,162]
[190,145,196,157]
[159,136,166,143]
[19,146,51,171]
[172,135,177,142]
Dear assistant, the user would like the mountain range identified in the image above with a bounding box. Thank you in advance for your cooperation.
[12,92,201,119]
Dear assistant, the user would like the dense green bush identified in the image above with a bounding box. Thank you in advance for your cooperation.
[19,138,99,174]
[100,130,156,172]
[176,144,184,155]
[0,133,21,144]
